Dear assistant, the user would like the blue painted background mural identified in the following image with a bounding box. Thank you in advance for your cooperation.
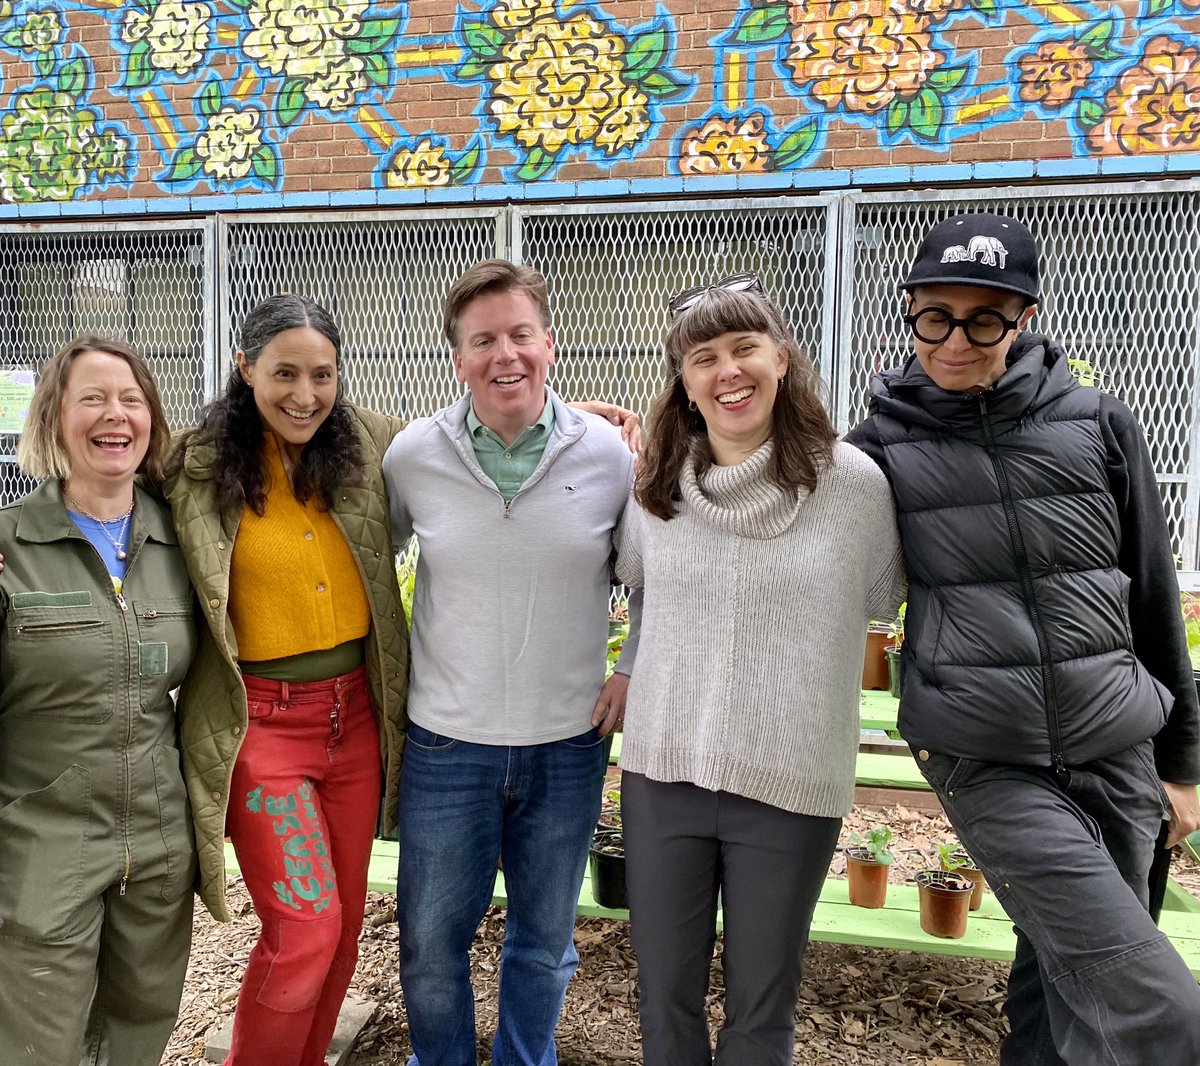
[0,0,1195,208]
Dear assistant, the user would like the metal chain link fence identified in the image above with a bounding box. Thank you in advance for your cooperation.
[0,219,213,502]
[1,183,1196,566]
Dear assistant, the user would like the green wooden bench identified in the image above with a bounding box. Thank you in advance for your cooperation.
[227,840,1200,978]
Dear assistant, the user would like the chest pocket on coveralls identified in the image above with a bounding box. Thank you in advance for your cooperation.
[6,595,114,723]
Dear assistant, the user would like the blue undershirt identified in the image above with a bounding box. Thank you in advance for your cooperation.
[68,511,130,583]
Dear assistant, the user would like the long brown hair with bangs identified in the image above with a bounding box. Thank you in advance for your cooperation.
[635,285,836,521]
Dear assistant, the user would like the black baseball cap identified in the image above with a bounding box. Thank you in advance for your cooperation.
[901,213,1040,303]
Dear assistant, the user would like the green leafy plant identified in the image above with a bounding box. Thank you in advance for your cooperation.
[937,842,977,872]
[396,539,418,630]
[849,825,894,865]
[607,603,629,679]
[1182,591,1200,672]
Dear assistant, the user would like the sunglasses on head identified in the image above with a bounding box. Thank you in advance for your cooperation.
[668,272,763,318]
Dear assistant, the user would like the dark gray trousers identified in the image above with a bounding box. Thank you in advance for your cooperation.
[622,773,841,1066]
[915,738,1200,1066]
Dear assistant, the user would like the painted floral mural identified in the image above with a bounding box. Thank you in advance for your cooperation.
[0,0,1194,205]
[455,0,689,178]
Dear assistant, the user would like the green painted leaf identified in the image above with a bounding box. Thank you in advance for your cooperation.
[225,0,251,8]
[1079,14,1114,52]
[464,21,505,60]
[251,146,278,187]
[516,147,556,182]
[165,147,203,184]
[773,120,817,170]
[886,98,910,137]
[124,40,153,89]
[277,77,305,126]
[908,87,944,141]
[967,0,998,16]
[1143,0,1172,16]
[363,52,389,87]
[927,64,968,93]
[623,27,667,80]
[1077,97,1106,129]
[457,56,491,78]
[199,79,223,118]
[348,16,401,53]
[449,139,483,184]
[57,57,85,97]
[631,69,687,98]
[730,3,790,45]
[36,51,54,78]
[1,28,23,47]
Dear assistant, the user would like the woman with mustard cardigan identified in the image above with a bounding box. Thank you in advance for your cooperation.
[164,294,408,1066]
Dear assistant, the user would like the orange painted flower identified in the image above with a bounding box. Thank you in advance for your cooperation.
[785,0,946,114]
[678,113,771,174]
[1088,37,1200,154]
[1018,39,1094,109]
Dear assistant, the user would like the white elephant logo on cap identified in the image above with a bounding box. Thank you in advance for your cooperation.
[940,236,1009,269]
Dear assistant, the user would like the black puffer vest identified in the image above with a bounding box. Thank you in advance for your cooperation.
[869,335,1171,769]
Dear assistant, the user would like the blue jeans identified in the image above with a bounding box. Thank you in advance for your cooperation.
[916,739,1200,1066]
[397,723,609,1066]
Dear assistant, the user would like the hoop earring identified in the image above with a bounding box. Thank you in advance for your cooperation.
[687,399,696,412]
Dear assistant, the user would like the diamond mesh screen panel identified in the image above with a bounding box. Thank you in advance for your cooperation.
[0,221,211,505]
[221,212,504,420]
[837,187,1200,567]
[516,198,838,418]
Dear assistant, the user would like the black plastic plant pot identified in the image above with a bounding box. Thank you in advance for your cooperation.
[589,827,627,910]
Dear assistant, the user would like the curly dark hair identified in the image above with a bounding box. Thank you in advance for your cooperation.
[172,294,363,514]
[636,285,836,521]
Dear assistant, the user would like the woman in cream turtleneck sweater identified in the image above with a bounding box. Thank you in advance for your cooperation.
[616,277,905,1066]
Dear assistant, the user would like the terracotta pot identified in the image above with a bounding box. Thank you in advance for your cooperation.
[861,628,891,691]
[885,644,903,699]
[846,848,889,908]
[917,870,974,938]
[939,851,986,910]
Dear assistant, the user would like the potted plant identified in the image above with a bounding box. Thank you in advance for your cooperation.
[588,784,627,909]
[884,603,906,699]
[845,825,893,908]
[915,869,974,938]
[937,841,985,910]
[862,623,892,690]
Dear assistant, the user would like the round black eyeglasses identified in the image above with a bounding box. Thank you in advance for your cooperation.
[903,307,1022,347]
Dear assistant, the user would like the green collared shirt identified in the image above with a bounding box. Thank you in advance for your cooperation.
[466,396,555,501]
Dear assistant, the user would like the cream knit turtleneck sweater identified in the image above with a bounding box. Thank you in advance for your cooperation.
[616,439,905,818]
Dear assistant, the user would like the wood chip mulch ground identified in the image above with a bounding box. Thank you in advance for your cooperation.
[164,802,1200,1065]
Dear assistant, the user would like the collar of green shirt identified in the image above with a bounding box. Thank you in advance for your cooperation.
[465,394,555,500]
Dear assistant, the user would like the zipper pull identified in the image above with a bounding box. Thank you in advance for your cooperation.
[116,590,128,612]
[112,575,128,611]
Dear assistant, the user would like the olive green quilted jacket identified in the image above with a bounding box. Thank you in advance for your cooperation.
[164,405,409,921]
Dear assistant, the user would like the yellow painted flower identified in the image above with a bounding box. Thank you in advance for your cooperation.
[786,0,946,114]
[195,105,264,180]
[679,113,771,174]
[244,0,366,108]
[307,56,367,109]
[384,138,452,187]
[120,0,211,75]
[1018,39,1093,109]
[21,9,62,53]
[488,13,649,156]
[1088,37,1200,154]
[0,89,129,202]
[492,0,555,30]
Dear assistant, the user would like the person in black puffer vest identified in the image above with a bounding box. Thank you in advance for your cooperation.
[847,213,1200,1066]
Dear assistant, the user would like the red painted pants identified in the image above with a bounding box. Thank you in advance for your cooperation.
[224,665,381,1066]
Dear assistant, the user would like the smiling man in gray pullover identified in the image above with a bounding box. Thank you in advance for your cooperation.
[381,260,635,1066]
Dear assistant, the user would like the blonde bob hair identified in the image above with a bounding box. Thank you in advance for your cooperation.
[17,334,171,486]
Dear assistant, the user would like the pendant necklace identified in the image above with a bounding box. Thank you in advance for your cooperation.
[65,490,134,561]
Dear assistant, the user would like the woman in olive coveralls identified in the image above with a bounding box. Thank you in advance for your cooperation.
[0,336,198,1066]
